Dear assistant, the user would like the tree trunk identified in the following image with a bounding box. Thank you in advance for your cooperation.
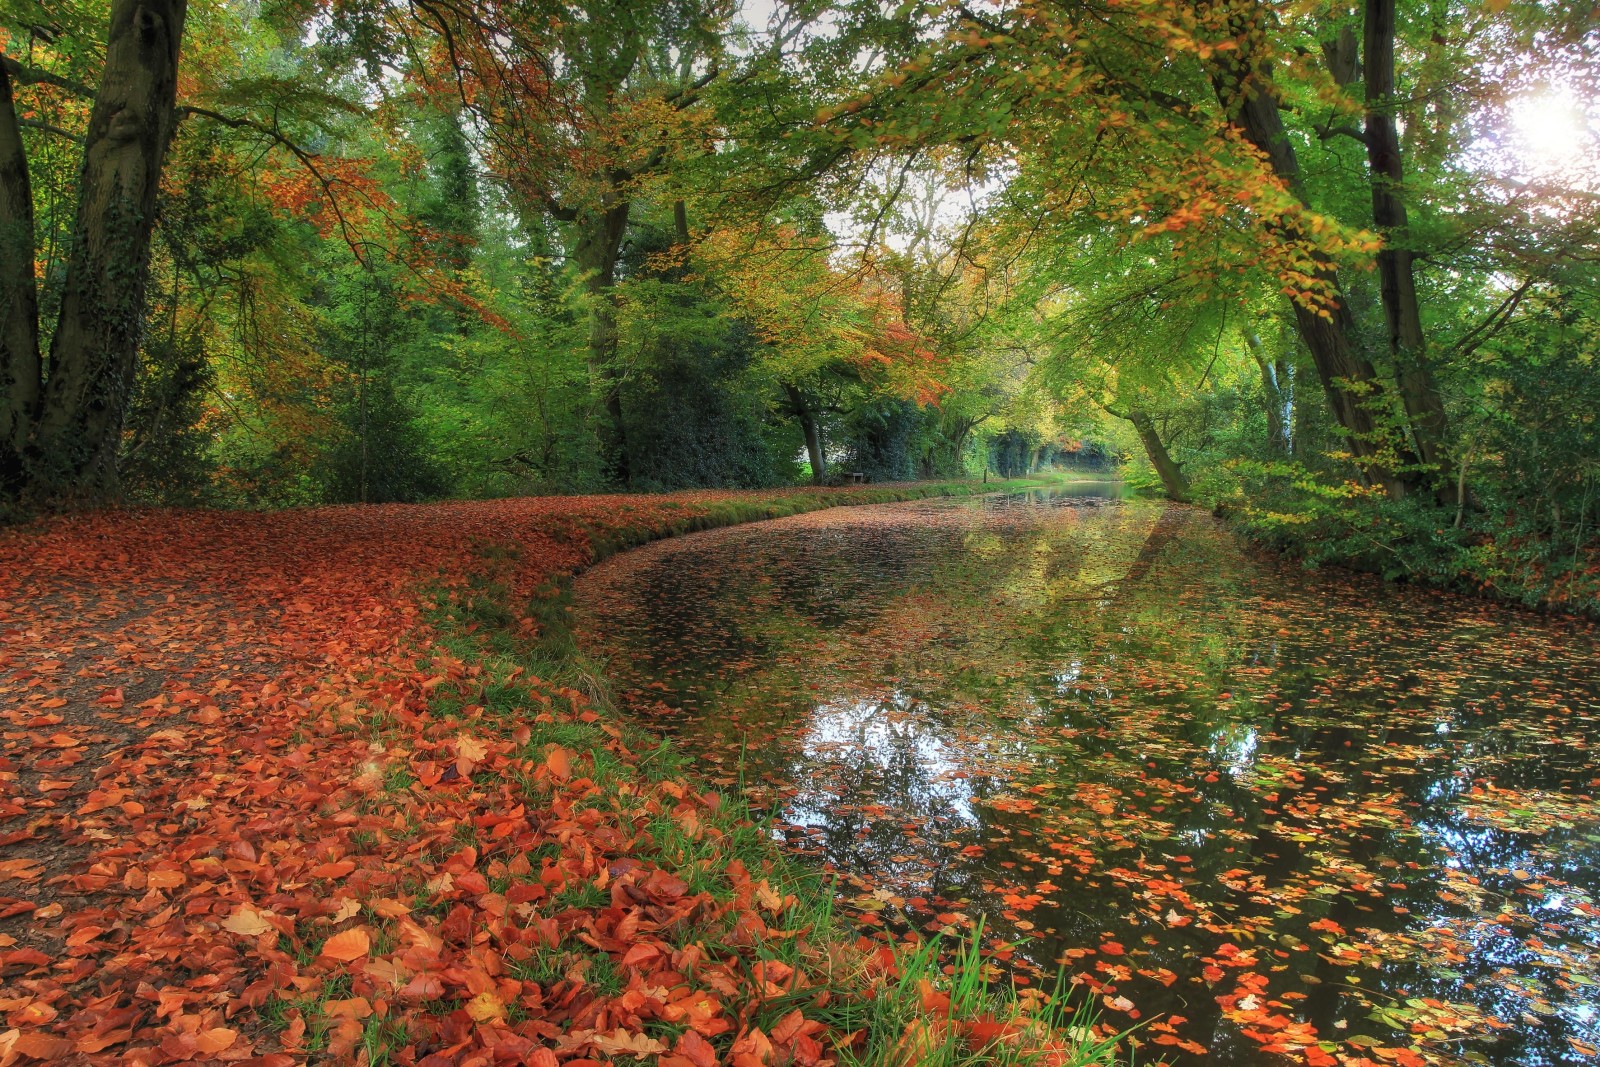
[951,425,970,472]
[1128,409,1191,503]
[0,61,40,496]
[1362,0,1453,499]
[573,184,631,485]
[27,0,189,498]
[1204,1,1416,499]
[784,382,826,484]
[1244,331,1290,455]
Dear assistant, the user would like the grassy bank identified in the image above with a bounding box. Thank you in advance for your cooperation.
[1215,487,1600,620]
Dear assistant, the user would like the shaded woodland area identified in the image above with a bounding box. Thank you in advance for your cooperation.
[1,0,1598,604]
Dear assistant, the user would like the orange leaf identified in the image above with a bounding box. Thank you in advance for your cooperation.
[194,1028,239,1054]
[319,928,370,963]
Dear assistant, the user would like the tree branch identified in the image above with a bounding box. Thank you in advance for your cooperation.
[1314,120,1370,147]
[0,56,93,99]
[18,117,82,143]
[175,106,371,267]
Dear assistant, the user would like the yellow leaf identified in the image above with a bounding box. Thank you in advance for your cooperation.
[221,906,275,937]
[465,991,506,1024]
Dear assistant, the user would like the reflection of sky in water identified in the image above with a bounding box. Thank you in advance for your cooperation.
[1213,723,1259,779]
[787,691,981,827]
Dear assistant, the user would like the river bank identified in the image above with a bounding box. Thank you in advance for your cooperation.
[0,480,1122,1066]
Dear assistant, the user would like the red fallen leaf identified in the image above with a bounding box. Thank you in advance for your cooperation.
[668,1029,719,1067]
[12,1031,74,1058]
[962,1017,1020,1048]
[400,974,445,1000]
[74,1029,133,1053]
[64,926,105,948]
[0,860,44,882]
[771,1009,822,1044]
[325,1014,364,1057]
[545,745,572,781]
[323,999,373,1021]
[146,869,184,889]
[621,942,662,967]
[95,688,124,706]
[318,928,370,962]
[641,869,689,902]
[2,949,51,968]
[309,860,356,879]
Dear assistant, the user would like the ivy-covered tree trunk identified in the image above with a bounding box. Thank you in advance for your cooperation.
[1362,0,1453,499]
[1205,1,1417,500]
[0,0,188,503]
[573,189,632,485]
[0,61,40,497]
[1244,332,1292,455]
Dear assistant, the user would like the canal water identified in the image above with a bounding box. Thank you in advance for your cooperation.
[572,487,1600,1066]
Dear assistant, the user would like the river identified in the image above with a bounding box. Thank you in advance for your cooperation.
[571,486,1600,1067]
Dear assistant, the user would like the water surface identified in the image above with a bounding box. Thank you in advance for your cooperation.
[573,489,1600,1067]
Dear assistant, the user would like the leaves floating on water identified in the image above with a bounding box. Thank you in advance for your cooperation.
[578,490,1600,1067]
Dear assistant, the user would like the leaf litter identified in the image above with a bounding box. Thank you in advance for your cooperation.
[0,486,1077,1066]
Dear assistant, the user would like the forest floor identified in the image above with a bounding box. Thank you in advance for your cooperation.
[0,481,1114,1067]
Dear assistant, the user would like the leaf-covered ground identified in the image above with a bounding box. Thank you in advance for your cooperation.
[575,489,1600,1067]
[0,484,1100,1066]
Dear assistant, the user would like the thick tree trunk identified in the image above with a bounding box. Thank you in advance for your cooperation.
[783,382,826,483]
[0,61,40,496]
[28,0,189,498]
[1204,1,1416,499]
[1362,0,1453,499]
[1128,409,1191,503]
[573,187,631,485]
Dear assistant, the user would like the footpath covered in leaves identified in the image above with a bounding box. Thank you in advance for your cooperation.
[0,485,1085,1067]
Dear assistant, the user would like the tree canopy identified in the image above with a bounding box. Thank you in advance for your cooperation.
[1,0,1597,593]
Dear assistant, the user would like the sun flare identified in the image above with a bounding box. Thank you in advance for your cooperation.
[1508,88,1596,174]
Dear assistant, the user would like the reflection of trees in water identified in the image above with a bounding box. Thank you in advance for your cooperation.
[573,494,1600,1067]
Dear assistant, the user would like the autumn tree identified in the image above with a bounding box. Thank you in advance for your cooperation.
[2,0,189,501]
[802,0,1599,506]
